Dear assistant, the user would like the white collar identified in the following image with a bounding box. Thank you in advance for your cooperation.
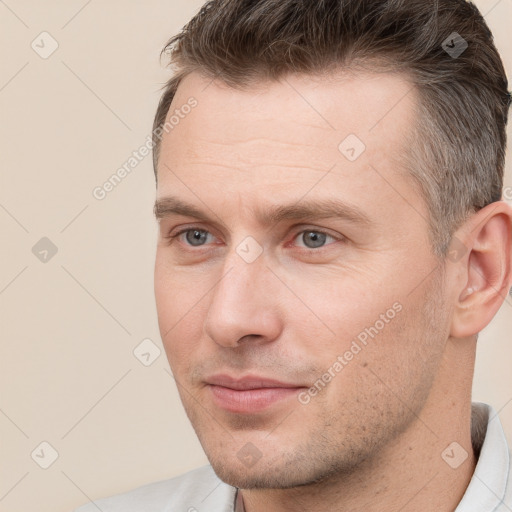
[455,402,510,511]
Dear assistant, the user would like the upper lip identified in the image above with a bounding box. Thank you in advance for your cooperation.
[205,374,305,390]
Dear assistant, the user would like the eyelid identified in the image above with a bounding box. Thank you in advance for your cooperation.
[289,228,340,249]
[165,224,220,241]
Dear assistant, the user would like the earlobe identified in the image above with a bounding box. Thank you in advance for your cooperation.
[449,201,512,339]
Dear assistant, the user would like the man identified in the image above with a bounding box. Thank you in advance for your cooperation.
[75,0,512,510]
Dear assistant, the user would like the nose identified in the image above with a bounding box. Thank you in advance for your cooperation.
[203,250,283,348]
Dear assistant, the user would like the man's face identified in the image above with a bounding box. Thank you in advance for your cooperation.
[154,71,452,488]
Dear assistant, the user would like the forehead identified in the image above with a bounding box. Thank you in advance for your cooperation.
[156,69,424,229]
[158,69,417,172]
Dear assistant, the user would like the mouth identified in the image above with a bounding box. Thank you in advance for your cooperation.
[205,374,308,414]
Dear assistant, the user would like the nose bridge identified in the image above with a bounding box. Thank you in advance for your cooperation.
[204,246,281,347]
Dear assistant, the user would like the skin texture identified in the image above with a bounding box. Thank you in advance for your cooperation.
[153,71,512,511]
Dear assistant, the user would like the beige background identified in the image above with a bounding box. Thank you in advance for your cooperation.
[0,1,511,511]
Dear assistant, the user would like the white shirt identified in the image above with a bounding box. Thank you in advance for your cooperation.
[73,402,511,511]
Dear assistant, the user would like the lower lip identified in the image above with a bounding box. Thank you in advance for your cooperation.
[208,385,303,413]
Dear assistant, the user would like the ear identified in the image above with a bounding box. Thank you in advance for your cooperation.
[449,201,512,339]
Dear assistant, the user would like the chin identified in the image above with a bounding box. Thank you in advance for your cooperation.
[206,448,356,490]
[210,461,301,489]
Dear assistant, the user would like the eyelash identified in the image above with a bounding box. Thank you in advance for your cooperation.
[163,226,342,253]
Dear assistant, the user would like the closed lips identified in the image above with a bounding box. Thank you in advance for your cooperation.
[205,374,307,413]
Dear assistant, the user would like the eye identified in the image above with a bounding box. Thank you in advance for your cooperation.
[293,230,337,250]
[168,228,215,247]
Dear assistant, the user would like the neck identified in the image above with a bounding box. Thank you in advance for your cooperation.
[240,338,477,512]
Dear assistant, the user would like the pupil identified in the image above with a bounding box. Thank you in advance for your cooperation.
[187,230,206,246]
[304,231,326,248]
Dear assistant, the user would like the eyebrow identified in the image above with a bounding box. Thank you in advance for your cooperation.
[153,196,372,227]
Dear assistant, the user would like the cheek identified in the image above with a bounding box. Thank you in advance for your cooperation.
[154,253,207,328]
[290,273,399,356]
[158,307,204,368]
[308,306,438,435]
[302,293,436,408]
[154,258,207,370]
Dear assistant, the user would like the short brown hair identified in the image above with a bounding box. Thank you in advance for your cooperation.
[152,0,511,255]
